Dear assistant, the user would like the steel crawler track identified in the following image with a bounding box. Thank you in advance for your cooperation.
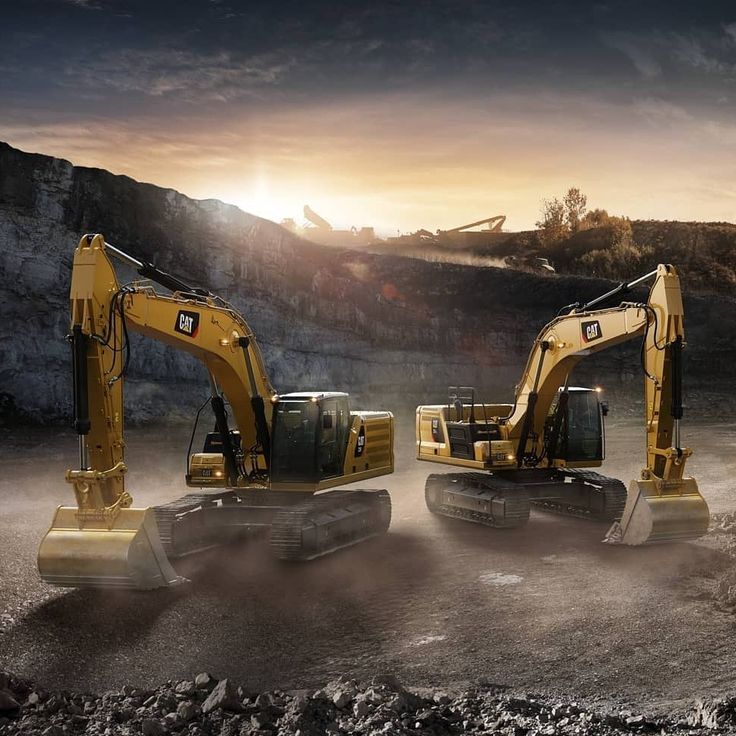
[424,469,628,529]
[153,488,392,562]
[531,469,627,522]
[153,491,242,558]
[270,489,392,561]
[425,473,531,528]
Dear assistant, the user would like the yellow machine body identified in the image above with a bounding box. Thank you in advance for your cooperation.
[416,264,709,546]
[39,234,394,589]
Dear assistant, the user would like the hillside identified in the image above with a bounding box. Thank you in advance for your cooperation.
[1,141,735,424]
[481,220,736,292]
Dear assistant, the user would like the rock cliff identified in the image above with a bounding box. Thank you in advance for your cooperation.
[1,141,734,424]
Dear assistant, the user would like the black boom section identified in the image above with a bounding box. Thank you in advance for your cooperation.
[71,325,90,435]
[251,396,271,468]
[671,335,683,421]
[136,262,211,298]
[210,395,239,485]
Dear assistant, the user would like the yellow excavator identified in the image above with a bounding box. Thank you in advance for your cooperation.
[416,264,710,545]
[38,234,394,590]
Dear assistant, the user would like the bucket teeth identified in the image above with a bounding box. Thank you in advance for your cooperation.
[38,507,185,590]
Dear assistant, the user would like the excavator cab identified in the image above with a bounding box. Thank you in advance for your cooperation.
[270,392,351,483]
[545,388,605,464]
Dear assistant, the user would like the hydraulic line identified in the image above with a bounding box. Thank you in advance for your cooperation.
[71,325,90,469]
[671,335,684,450]
[516,340,549,466]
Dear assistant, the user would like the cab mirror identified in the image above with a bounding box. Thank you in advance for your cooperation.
[600,401,609,417]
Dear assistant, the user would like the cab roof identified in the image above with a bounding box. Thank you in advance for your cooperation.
[278,392,349,401]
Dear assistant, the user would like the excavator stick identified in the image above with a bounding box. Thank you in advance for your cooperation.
[605,477,710,546]
[38,507,184,589]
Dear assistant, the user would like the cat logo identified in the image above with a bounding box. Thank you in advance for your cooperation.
[174,310,200,338]
[581,319,602,343]
[355,425,366,457]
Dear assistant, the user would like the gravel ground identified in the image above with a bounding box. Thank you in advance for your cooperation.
[2,418,736,723]
[1,669,735,735]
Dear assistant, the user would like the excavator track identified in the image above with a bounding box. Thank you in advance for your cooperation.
[270,489,391,561]
[425,473,530,528]
[153,491,240,558]
[531,469,627,522]
[154,489,320,559]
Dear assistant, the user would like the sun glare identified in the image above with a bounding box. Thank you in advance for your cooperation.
[227,180,289,223]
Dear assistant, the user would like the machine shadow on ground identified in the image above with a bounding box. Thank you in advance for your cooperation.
[3,531,441,689]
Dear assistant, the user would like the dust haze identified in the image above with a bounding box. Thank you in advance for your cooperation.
[3,415,736,712]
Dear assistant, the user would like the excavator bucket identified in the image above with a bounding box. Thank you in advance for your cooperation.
[38,506,184,590]
[606,477,710,546]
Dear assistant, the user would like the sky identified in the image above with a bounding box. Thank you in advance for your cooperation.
[2,0,736,233]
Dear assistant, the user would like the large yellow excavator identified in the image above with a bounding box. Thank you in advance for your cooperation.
[416,264,710,545]
[38,234,394,589]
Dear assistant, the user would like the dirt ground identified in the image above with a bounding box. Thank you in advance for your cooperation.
[2,417,736,716]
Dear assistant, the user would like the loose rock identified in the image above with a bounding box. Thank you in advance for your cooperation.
[0,692,19,714]
[141,718,165,736]
[201,678,242,713]
[0,668,721,736]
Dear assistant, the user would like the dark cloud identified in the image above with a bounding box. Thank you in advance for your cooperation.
[2,0,736,109]
[2,0,736,228]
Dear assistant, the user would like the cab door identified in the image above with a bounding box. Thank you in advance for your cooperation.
[318,398,350,478]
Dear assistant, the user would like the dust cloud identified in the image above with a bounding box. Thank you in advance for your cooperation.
[1,417,736,708]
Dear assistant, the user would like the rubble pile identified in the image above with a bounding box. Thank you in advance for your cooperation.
[0,670,727,735]
[705,514,736,607]
[709,513,736,536]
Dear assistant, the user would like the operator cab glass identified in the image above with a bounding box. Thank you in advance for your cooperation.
[546,387,605,463]
[270,393,351,483]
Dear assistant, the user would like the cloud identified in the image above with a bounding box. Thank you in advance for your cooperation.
[669,33,728,74]
[604,28,736,82]
[4,85,736,231]
[62,0,103,8]
[62,48,292,102]
[602,33,662,79]
[633,97,693,126]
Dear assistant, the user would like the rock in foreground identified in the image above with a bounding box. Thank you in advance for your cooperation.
[0,669,721,734]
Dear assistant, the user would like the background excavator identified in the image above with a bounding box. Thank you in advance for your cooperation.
[38,234,394,590]
[416,264,710,546]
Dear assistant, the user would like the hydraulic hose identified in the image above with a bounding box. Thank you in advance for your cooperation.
[71,325,90,436]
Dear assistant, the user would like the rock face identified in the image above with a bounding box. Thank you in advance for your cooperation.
[1,140,735,424]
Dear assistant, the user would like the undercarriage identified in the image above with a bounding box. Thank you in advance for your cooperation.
[424,469,627,528]
[154,488,392,562]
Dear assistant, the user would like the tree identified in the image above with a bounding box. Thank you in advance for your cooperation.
[581,208,610,229]
[536,197,568,247]
[536,187,589,246]
[563,187,587,233]
[577,218,650,279]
